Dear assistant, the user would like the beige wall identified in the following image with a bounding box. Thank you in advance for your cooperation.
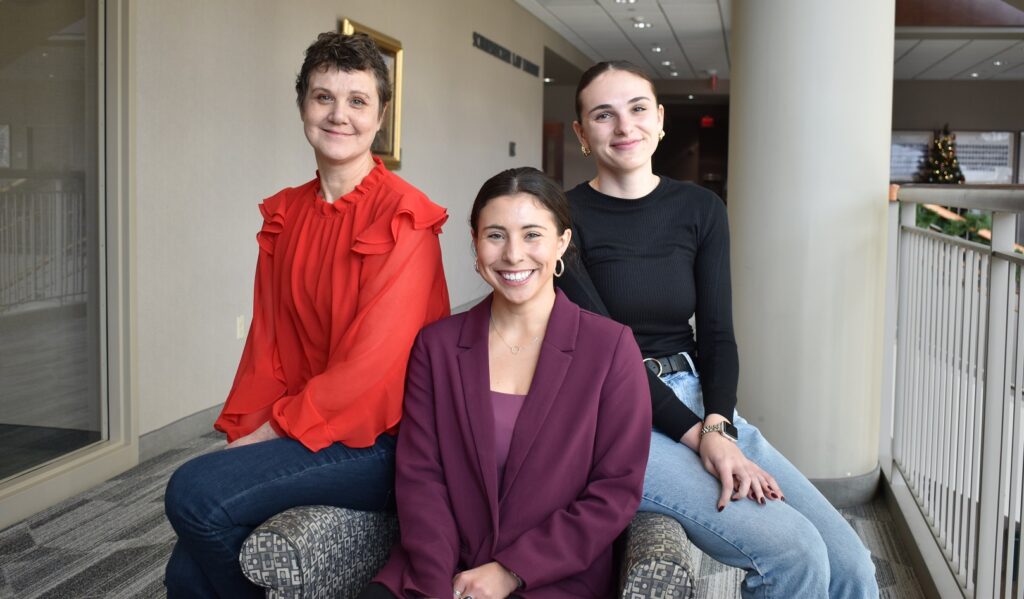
[893,80,1024,131]
[542,83,594,189]
[132,0,590,434]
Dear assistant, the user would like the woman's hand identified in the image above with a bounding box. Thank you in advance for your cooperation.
[694,415,784,511]
[452,562,520,599]
[225,421,280,449]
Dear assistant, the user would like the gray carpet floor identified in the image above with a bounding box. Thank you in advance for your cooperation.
[0,432,925,598]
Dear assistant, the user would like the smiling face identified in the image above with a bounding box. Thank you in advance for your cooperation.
[473,193,571,309]
[301,67,384,168]
[573,68,664,176]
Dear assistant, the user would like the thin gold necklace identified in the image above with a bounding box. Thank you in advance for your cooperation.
[490,318,539,355]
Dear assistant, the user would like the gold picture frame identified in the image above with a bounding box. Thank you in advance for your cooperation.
[341,18,402,170]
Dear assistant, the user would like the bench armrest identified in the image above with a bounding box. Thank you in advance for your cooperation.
[620,512,696,598]
[240,505,397,599]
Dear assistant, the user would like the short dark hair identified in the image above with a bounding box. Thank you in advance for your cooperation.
[574,60,657,121]
[295,32,392,115]
[470,168,573,253]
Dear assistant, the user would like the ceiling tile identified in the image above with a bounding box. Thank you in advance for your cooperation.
[521,0,1024,81]
[916,39,1019,79]
[991,60,1024,79]
[894,39,918,62]
[894,39,970,79]
[975,40,1024,79]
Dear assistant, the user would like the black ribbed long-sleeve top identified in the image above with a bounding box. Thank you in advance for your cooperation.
[556,178,739,441]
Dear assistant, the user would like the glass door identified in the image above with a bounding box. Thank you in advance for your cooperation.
[0,0,103,481]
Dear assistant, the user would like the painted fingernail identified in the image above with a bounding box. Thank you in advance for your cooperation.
[759,497,766,505]
[771,492,779,499]
[717,505,724,512]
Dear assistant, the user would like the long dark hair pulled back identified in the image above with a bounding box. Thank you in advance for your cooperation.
[470,167,571,236]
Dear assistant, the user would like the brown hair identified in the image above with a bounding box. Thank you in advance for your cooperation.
[574,60,657,121]
[470,168,573,254]
[295,32,392,115]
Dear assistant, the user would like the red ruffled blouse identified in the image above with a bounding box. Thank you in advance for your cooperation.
[214,157,450,451]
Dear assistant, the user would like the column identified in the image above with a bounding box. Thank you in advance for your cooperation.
[727,0,895,504]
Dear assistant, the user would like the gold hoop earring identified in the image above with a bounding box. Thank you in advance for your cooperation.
[580,144,591,157]
[658,130,666,141]
[554,258,565,278]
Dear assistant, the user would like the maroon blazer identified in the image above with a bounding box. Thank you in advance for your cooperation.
[374,290,652,598]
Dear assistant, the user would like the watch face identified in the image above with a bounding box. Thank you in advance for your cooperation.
[723,422,739,441]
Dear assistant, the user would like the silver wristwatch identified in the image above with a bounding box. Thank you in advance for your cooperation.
[700,421,739,443]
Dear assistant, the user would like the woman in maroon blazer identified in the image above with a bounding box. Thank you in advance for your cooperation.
[366,167,651,598]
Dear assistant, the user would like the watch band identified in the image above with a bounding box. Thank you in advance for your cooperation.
[700,421,738,442]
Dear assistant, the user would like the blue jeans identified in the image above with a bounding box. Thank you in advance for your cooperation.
[164,434,397,598]
[640,370,878,599]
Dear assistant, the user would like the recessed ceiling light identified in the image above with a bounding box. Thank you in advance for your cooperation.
[615,0,637,3]
[41,52,48,58]
[993,60,1003,67]
[632,16,652,29]
[687,94,694,99]
[661,60,672,66]
[670,71,679,77]
[970,72,980,78]
[543,77,553,83]
[651,45,662,53]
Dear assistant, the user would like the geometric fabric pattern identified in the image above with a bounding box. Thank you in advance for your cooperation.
[240,506,398,599]
[619,511,695,599]
[240,507,694,598]
[0,430,924,598]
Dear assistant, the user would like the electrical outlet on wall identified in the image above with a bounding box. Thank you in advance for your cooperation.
[236,315,246,340]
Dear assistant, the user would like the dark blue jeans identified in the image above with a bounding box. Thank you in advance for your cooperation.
[164,434,397,598]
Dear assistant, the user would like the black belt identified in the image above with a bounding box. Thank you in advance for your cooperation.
[643,353,694,377]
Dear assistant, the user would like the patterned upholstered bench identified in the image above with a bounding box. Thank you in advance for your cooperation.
[241,508,695,598]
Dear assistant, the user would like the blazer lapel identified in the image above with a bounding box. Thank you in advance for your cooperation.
[499,290,580,501]
[456,295,501,535]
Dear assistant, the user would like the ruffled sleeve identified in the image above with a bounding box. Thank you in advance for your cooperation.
[351,185,448,255]
[214,189,294,441]
[255,193,287,255]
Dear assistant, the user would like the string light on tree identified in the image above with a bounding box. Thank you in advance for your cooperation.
[916,124,965,184]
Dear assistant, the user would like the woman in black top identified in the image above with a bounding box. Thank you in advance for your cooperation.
[558,61,878,599]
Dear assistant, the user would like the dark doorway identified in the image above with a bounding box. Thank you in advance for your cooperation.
[654,101,729,201]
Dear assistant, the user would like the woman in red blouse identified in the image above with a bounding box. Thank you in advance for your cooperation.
[163,32,449,598]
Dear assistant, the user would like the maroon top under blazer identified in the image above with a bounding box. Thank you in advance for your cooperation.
[374,290,652,598]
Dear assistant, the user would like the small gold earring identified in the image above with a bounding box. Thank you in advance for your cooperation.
[658,130,666,141]
[580,144,591,157]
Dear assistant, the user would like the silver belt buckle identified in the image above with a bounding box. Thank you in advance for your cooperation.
[643,357,664,377]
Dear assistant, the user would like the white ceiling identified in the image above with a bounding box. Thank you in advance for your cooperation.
[517,0,1024,81]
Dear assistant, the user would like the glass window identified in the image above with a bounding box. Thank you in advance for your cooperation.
[0,0,103,481]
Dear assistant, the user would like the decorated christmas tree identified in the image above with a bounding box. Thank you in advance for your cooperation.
[916,124,965,184]
[913,125,991,243]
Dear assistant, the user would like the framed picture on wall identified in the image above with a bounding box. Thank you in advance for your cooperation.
[341,18,403,170]
[953,131,1015,184]
[890,131,931,182]
[0,125,9,168]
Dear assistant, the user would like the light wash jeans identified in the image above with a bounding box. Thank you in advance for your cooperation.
[640,369,878,599]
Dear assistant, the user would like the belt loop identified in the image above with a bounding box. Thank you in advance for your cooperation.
[680,352,697,375]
